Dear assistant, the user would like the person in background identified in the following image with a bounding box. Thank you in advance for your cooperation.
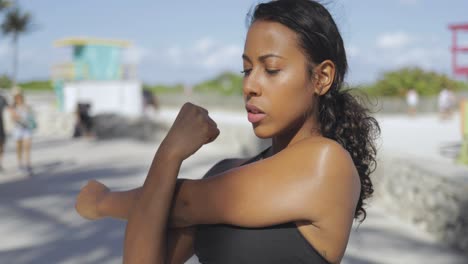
[438,86,456,120]
[75,0,381,263]
[0,92,8,171]
[10,90,35,174]
[142,88,159,120]
[406,88,419,116]
[73,103,93,138]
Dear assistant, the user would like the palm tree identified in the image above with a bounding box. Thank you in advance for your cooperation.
[1,5,33,86]
[0,1,11,12]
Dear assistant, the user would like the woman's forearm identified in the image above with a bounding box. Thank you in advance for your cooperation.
[123,147,182,264]
[98,187,142,220]
[98,179,186,222]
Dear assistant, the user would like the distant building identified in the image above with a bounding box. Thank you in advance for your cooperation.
[51,37,141,117]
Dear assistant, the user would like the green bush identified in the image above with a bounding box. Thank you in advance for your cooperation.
[360,67,468,97]
[0,74,12,89]
[18,80,53,91]
[144,83,184,94]
[194,72,243,96]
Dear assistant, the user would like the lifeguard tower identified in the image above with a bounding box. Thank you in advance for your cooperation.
[448,23,468,164]
[52,37,141,117]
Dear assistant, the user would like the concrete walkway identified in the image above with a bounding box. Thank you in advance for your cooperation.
[0,111,466,264]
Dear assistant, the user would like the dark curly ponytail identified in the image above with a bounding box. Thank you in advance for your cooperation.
[251,0,380,221]
[319,89,380,221]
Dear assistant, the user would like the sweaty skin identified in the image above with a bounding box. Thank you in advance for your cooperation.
[76,20,360,264]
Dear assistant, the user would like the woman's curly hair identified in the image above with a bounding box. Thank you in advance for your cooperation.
[252,0,381,221]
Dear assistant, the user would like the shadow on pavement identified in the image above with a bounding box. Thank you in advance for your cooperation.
[0,146,227,264]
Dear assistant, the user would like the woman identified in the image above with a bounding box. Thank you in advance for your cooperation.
[0,93,8,171]
[75,0,380,263]
[10,90,35,173]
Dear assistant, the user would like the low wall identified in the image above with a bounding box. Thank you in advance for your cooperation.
[373,153,468,253]
[4,91,468,253]
[155,92,468,114]
[2,103,75,138]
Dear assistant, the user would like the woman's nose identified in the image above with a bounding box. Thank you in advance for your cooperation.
[243,73,262,98]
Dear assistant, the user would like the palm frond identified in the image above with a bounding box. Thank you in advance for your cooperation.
[0,0,11,11]
[1,7,34,36]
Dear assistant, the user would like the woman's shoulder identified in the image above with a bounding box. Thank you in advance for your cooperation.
[202,157,249,179]
[291,136,349,158]
[285,136,356,178]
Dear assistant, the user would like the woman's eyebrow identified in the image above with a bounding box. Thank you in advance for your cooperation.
[242,53,284,63]
[242,54,252,63]
[258,54,284,62]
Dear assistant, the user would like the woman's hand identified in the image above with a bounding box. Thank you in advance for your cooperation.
[160,103,220,160]
[75,180,110,220]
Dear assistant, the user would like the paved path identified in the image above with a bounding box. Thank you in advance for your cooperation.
[0,111,466,264]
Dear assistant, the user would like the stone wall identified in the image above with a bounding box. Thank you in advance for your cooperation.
[4,91,468,254]
[155,92,468,114]
[373,153,468,253]
[3,103,75,138]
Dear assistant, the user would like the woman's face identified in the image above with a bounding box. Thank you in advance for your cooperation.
[14,94,24,105]
[242,20,317,138]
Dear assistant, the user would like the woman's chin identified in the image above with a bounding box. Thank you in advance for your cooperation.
[252,126,274,139]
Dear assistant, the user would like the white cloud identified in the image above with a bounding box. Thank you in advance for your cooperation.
[348,33,450,84]
[346,45,360,57]
[166,46,182,66]
[123,46,150,65]
[362,45,446,70]
[202,44,242,69]
[137,37,243,84]
[193,37,216,54]
[392,47,444,68]
[157,38,242,70]
[377,32,414,49]
[398,0,420,6]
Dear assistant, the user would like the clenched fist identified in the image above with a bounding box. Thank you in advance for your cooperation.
[160,103,220,161]
[75,180,110,220]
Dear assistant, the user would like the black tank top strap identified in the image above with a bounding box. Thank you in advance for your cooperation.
[240,146,271,166]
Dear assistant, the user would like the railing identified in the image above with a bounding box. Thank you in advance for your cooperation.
[51,63,89,81]
[51,63,137,81]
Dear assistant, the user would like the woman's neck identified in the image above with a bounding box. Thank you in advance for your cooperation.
[270,117,321,156]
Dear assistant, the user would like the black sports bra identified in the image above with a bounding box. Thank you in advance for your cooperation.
[194,148,331,264]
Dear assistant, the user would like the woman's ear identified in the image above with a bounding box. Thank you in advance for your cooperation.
[313,60,335,96]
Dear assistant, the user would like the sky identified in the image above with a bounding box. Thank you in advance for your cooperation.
[0,0,468,86]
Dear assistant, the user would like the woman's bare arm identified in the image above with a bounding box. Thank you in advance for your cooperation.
[76,180,196,264]
[170,137,361,229]
[76,158,246,264]
[122,103,220,264]
[75,158,243,221]
[81,138,358,232]
[123,148,182,264]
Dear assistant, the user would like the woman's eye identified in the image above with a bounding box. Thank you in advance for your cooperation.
[266,69,280,75]
[241,69,252,77]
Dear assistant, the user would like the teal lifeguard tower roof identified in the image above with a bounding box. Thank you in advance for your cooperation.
[53,37,131,81]
[54,37,131,48]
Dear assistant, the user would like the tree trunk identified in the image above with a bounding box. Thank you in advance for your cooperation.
[12,33,18,88]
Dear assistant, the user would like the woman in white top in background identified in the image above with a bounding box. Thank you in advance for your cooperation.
[10,90,35,174]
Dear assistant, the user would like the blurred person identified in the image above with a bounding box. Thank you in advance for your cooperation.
[73,102,93,138]
[438,86,456,120]
[142,88,159,120]
[10,90,36,174]
[0,92,8,171]
[75,0,381,263]
[406,88,419,116]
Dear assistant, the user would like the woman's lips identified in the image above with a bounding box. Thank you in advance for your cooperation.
[247,112,266,123]
[245,104,266,123]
